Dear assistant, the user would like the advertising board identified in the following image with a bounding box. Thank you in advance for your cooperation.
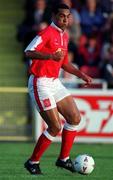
[34,90,113,143]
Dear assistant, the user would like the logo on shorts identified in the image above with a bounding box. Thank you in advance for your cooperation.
[43,98,51,108]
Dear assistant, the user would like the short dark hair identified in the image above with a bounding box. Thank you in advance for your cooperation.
[53,3,70,15]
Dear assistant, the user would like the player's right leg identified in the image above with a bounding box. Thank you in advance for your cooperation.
[24,76,61,175]
[24,108,61,175]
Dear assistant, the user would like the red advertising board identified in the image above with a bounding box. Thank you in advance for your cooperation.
[35,90,113,143]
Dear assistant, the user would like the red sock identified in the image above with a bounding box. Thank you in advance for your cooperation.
[59,128,77,159]
[30,133,52,162]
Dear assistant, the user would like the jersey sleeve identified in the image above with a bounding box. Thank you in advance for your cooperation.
[24,27,50,52]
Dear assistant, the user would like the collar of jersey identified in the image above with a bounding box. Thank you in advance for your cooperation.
[51,22,64,33]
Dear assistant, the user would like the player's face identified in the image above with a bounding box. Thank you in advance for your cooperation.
[55,9,71,30]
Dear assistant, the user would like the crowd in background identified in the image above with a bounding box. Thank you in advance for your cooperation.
[17,0,113,88]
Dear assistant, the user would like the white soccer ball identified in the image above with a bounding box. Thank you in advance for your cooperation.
[73,154,95,175]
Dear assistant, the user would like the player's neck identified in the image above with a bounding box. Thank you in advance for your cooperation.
[51,22,65,32]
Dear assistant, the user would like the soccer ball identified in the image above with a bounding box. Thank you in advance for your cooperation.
[73,154,95,175]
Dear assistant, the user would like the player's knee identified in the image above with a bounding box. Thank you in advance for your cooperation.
[49,123,61,136]
[68,112,81,125]
[53,123,61,135]
[74,113,81,125]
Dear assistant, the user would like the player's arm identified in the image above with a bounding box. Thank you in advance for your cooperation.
[62,62,93,86]
[24,35,51,60]
[25,50,64,61]
[25,50,51,60]
[24,34,64,61]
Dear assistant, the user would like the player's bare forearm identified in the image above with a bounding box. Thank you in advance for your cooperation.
[62,63,86,79]
[25,50,51,60]
[62,63,93,85]
[25,50,64,61]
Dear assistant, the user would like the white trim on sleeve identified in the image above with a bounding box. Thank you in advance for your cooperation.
[24,35,42,52]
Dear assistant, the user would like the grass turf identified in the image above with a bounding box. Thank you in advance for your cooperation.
[0,142,113,180]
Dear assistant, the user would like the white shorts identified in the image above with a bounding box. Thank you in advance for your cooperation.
[28,75,70,112]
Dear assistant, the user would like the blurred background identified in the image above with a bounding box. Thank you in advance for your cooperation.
[0,0,113,141]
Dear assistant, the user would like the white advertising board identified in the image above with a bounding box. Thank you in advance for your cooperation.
[34,90,113,143]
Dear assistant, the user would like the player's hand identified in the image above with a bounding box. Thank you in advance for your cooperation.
[51,49,65,61]
[82,73,93,87]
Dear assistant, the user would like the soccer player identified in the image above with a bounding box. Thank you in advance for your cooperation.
[24,3,92,175]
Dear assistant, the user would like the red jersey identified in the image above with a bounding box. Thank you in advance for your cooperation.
[25,22,69,78]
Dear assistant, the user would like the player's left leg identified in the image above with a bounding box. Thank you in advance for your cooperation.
[55,95,81,172]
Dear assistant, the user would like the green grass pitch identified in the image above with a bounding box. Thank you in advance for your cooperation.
[0,142,113,180]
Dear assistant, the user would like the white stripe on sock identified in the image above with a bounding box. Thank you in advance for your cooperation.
[43,130,55,141]
[29,160,39,164]
[64,122,78,131]
[60,157,69,162]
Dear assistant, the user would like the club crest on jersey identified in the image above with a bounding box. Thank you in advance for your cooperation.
[43,98,51,107]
